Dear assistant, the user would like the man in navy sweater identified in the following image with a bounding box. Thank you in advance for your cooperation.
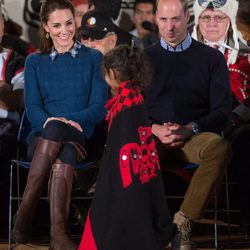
[144,0,232,249]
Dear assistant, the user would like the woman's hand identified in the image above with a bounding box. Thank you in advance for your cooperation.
[44,117,83,132]
[44,117,67,127]
[66,120,83,132]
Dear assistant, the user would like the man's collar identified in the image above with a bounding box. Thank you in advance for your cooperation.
[49,41,81,60]
[160,33,192,52]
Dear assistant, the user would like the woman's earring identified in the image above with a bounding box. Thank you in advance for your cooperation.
[46,33,50,39]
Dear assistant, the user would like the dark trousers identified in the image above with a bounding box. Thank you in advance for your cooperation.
[27,120,86,165]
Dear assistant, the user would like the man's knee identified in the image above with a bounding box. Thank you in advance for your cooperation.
[201,132,231,157]
[198,132,231,174]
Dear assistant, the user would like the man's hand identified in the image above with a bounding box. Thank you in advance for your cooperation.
[67,120,83,132]
[152,122,194,148]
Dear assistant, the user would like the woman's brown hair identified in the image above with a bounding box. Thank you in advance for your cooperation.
[39,0,75,53]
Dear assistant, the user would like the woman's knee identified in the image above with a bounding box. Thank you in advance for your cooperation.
[41,120,66,141]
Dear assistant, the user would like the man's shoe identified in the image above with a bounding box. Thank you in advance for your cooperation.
[173,211,196,250]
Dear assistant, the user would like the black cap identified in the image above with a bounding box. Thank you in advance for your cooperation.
[79,10,115,40]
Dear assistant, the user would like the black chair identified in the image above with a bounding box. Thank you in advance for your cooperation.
[8,112,98,249]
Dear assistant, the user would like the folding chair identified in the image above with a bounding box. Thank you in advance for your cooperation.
[8,112,98,249]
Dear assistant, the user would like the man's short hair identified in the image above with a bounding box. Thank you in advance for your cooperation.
[156,0,188,13]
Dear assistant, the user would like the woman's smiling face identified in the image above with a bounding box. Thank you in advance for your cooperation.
[43,8,76,53]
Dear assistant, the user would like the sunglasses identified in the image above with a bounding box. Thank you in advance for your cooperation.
[80,32,115,41]
[198,0,227,9]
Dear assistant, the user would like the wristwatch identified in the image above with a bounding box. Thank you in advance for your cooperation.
[190,122,200,134]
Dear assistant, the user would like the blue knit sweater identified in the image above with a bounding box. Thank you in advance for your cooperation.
[24,45,107,138]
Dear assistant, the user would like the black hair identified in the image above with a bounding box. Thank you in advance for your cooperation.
[134,0,156,14]
[102,44,152,90]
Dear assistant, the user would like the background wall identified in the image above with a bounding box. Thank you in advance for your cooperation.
[5,1,27,40]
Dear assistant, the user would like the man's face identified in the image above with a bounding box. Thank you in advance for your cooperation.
[74,3,94,28]
[134,2,155,38]
[81,33,117,55]
[198,9,230,42]
[156,0,189,47]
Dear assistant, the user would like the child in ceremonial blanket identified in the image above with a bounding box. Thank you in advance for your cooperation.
[79,45,176,250]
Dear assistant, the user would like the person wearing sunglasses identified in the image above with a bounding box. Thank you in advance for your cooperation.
[192,0,250,237]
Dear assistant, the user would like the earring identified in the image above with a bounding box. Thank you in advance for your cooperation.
[45,32,50,39]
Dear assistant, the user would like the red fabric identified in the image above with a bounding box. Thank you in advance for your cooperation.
[225,50,250,104]
[26,45,36,56]
[105,81,144,130]
[72,0,89,7]
[78,211,97,250]
[119,126,160,188]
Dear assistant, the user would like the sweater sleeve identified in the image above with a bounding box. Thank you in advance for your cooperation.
[194,52,232,133]
[25,54,50,132]
[63,51,108,137]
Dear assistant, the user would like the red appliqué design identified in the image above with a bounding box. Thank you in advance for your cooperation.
[119,126,160,188]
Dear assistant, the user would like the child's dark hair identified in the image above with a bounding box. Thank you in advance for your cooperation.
[102,45,152,90]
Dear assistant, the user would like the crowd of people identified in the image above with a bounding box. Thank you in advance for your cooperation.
[0,0,249,249]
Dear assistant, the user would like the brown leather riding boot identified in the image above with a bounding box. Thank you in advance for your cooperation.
[11,138,61,244]
[49,159,77,250]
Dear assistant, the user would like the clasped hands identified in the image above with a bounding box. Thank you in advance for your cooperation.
[44,117,83,132]
[152,122,193,148]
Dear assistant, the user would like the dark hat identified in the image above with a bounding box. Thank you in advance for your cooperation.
[79,10,115,40]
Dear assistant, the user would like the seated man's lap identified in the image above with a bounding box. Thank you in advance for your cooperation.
[156,132,230,170]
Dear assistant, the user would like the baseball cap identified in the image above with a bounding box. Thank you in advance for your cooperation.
[79,10,115,40]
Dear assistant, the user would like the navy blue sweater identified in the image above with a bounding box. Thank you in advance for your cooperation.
[145,39,232,133]
[24,45,107,138]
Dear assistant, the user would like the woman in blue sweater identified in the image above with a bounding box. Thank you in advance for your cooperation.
[11,0,107,249]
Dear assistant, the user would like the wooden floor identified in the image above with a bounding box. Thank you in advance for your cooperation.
[1,220,250,250]
[1,204,250,250]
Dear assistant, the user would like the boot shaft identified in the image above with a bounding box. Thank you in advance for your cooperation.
[50,160,76,250]
[21,138,62,211]
[11,138,62,244]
